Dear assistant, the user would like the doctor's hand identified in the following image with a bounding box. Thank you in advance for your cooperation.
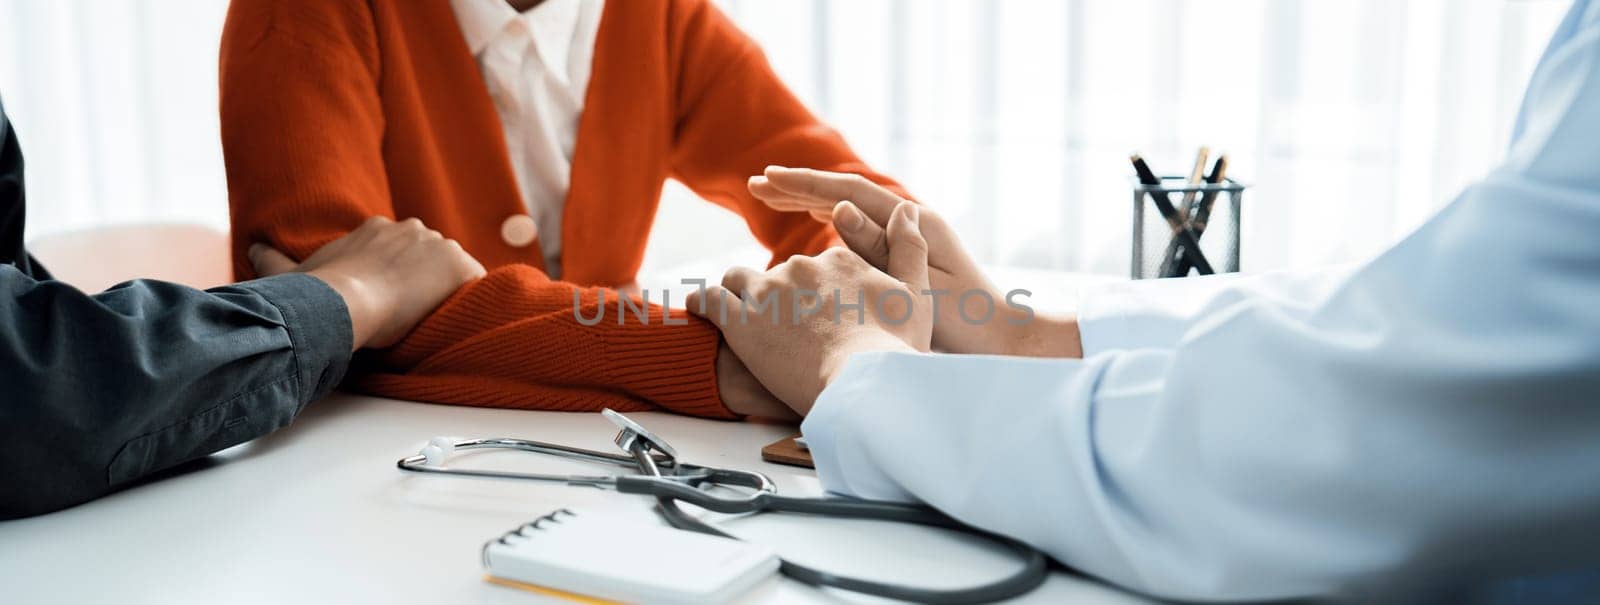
[689,202,932,415]
[749,166,1081,358]
[717,343,799,423]
[250,216,487,351]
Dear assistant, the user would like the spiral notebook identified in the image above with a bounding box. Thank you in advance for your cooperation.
[481,509,779,604]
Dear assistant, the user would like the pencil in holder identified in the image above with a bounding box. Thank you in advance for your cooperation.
[1131,176,1247,279]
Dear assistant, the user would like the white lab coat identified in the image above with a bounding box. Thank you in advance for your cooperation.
[800,1,1600,600]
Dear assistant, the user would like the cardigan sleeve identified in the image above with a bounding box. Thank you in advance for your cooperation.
[218,0,732,419]
[666,0,910,267]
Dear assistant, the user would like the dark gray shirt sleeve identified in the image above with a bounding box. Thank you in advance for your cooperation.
[0,269,353,519]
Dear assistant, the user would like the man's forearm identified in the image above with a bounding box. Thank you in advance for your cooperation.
[0,271,352,519]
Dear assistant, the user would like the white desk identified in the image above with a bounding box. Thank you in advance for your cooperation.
[1,269,1142,603]
[0,395,1151,604]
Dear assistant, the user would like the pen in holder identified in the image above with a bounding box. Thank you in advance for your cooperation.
[1131,176,1247,279]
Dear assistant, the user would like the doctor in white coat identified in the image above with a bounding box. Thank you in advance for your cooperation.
[692,0,1600,600]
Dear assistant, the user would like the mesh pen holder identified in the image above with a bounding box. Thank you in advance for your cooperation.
[1131,176,1247,279]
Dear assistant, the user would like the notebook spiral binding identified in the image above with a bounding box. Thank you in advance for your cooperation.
[481,508,577,568]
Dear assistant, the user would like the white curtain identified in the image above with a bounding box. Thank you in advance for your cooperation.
[0,0,231,239]
[1,1,1570,276]
[708,0,1570,274]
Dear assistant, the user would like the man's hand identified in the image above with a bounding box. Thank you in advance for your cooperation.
[250,216,487,350]
[749,166,1081,358]
[690,202,932,415]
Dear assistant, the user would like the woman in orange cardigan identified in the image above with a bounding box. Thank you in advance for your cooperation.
[218,0,905,420]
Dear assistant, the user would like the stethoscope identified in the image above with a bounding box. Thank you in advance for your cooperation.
[397,409,1048,604]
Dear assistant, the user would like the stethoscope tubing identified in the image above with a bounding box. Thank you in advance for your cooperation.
[396,437,745,489]
[647,492,1049,604]
[399,429,1050,604]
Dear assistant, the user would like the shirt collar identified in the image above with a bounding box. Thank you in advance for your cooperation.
[450,0,521,56]
[526,0,584,78]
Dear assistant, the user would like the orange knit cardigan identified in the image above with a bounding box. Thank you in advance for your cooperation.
[218,0,904,418]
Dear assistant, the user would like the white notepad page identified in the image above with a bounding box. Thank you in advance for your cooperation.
[483,509,779,604]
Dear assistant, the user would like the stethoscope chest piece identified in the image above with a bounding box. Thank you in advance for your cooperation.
[603,408,677,462]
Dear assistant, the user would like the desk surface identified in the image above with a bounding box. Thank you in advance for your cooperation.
[0,396,1151,604]
[0,269,1143,604]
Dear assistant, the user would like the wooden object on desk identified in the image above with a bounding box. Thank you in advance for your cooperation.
[761,434,814,468]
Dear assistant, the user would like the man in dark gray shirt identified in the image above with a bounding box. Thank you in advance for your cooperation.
[0,97,486,519]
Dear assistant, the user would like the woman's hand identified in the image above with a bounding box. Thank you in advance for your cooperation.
[690,202,932,415]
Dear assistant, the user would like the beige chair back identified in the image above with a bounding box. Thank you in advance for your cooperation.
[27,223,231,293]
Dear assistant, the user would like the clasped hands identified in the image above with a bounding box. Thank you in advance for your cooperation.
[241,173,1075,422]
[696,167,1083,417]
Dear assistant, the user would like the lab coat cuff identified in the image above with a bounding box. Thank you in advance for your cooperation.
[1079,267,1360,356]
[1077,280,1181,355]
[800,363,856,497]
[1076,275,1238,355]
[801,352,918,503]
[232,273,354,404]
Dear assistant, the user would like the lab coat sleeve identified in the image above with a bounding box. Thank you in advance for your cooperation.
[0,271,352,519]
[803,5,1600,599]
[1075,264,1357,356]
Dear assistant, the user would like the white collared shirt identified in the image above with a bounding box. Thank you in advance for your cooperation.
[450,0,606,278]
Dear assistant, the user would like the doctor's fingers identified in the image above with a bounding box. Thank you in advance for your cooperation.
[885,203,931,294]
[747,178,835,220]
[746,176,814,206]
[760,166,907,225]
[746,177,848,224]
[831,201,890,271]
